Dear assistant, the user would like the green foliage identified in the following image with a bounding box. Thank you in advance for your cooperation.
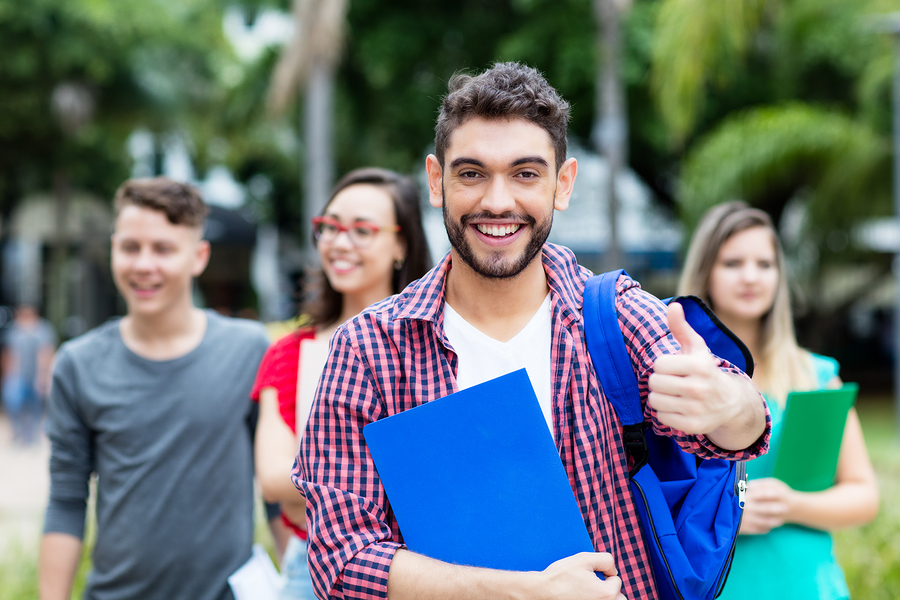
[333,0,523,174]
[651,0,771,146]
[834,400,900,599]
[679,104,889,231]
[0,0,236,215]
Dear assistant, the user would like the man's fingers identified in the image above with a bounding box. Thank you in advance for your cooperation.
[578,551,618,577]
[666,302,707,356]
[651,355,703,378]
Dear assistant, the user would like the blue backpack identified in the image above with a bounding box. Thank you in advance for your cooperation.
[583,270,751,600]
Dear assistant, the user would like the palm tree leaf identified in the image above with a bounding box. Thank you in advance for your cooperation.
[678,104,888,229]
[651,0,770,145]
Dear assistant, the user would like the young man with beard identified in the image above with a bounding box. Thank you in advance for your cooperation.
[39,178,270,600]
[295,63,770,600]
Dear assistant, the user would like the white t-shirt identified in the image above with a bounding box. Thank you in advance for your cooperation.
[443,293,554,435]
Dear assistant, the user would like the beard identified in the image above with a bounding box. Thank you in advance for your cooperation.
[442,186,554,280]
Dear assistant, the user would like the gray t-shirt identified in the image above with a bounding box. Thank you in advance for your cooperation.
[44,311,270,600]
[4,318,57,385]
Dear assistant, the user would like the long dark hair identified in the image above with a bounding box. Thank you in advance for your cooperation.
[302,167,432,328]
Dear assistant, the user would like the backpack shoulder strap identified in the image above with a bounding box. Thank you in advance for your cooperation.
[582,270,643,427]
[583,276,756,425]
[665,295,754,377]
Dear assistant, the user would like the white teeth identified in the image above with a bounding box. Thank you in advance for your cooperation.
[477,224,520,237]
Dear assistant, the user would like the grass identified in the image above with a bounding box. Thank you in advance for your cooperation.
[2,401,898,599]
[0,540,38,600]
[834,398,900,599]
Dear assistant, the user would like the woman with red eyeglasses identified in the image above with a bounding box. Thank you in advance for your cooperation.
[250,168,432,599]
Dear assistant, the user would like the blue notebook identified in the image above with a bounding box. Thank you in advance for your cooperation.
[363,368,594,572]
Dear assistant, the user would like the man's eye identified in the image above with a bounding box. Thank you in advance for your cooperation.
[459,171,480,179]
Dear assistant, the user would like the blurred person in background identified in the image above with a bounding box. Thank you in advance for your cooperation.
[1,304,57,446]
[252,167,432,600]
[39,177,270,600]
[678,201,879,600]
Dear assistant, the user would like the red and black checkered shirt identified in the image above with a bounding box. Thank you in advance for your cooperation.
[295,243,770,600]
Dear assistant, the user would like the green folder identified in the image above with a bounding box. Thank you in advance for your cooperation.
[771,383,858,492]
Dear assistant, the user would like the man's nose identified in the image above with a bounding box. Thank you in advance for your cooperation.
[133,248,155,270]
[481,178,517,214]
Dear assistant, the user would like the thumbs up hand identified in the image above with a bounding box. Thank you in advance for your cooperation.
[648,302,743,436]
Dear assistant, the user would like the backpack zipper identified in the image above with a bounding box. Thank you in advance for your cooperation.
[630,475,685,600]
[632,461,747,600]
[713,461,747,598]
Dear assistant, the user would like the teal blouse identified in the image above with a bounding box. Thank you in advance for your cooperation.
[718,354,850,600]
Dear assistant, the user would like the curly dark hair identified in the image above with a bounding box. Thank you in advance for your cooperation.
[302,167,433,328]
[435,62,571,172]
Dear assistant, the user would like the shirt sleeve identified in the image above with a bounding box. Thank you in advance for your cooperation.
[294,326,402,600]
[43,348,92,538]
[615,276,770,461]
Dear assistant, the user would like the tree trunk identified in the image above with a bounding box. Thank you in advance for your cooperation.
[50,170,70,334]
[302,61,335,253]
[593,0,629,272]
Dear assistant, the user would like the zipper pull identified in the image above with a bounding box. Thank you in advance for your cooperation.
[737,478,747,509]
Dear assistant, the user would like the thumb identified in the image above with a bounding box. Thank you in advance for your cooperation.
[667,302,706,356]
[581,552,618,577]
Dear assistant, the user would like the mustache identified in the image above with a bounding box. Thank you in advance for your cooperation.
[459,212,537,227]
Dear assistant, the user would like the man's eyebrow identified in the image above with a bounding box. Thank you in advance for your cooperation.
[510,156,549,168]
[449,156,550,169]
[449,157,485,170]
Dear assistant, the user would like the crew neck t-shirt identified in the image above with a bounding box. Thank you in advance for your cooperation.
[44,311,269,600]
[444,293,553,434]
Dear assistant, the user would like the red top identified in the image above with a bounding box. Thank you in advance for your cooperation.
[251,326,317,539]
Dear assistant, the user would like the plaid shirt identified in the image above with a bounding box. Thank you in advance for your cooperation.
[295,243,770,600]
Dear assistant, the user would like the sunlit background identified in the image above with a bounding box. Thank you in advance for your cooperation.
[2,0,900,596]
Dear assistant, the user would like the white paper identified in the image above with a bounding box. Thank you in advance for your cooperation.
[228,544,283,600]
[297,337,330,441]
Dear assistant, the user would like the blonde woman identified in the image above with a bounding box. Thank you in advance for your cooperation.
[678,201,878,600]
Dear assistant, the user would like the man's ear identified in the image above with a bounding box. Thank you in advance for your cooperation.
[192,239,211,277]
[553,157,578,212]
[425,154,444,209]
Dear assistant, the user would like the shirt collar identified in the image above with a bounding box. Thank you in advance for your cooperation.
[395,243,590,328]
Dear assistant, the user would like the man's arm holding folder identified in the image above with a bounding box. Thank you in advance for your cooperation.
[388,549,623,600]
[295,331,624,600]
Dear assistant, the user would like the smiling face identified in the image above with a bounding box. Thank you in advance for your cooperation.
[111,205,210,320]
[427,116,576,280]
[707,226,780,326]
[317,183,405,306]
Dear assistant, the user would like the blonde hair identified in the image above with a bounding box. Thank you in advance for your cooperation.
[677,201,816,404]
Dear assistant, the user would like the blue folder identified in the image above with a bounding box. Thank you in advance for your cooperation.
[363,368,594,572]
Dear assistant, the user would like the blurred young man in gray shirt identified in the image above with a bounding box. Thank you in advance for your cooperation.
[39,177,270,600]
